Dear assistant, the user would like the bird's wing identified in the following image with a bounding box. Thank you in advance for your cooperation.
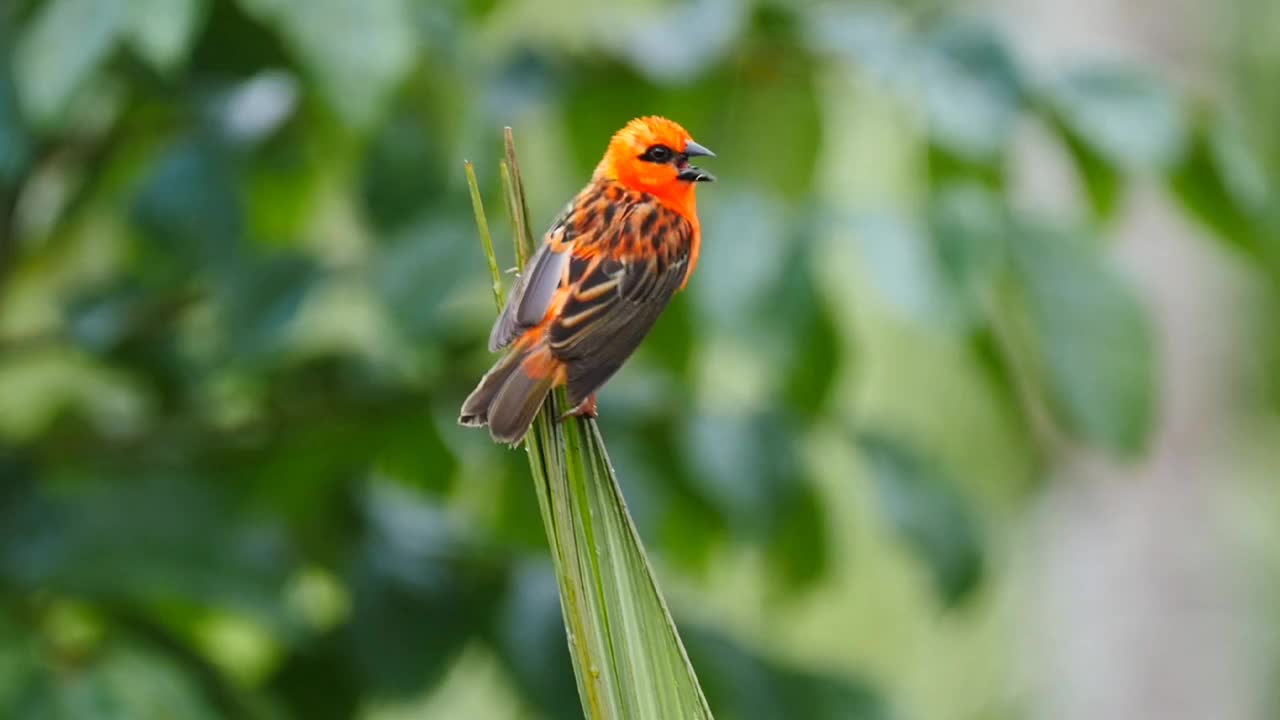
[488,224,572,352]
[547,213,692,404]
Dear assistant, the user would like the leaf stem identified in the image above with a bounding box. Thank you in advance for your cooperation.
[464,160,505,309]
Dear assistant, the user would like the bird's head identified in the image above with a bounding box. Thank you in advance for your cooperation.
[595,116,715,215]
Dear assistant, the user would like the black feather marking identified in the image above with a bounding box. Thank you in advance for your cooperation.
[639,206,659,237]
[569,255,592,281]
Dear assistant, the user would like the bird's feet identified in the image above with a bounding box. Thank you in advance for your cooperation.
[558,394,598,421]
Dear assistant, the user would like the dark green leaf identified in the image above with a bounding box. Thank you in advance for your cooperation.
[0,45,33,184]
[218,253,316,361]
[371,409,458,497]
[683,624,891,720]
[927,141,1005,190]
[269,632,363,720]
[1050,115,1123,220]
[349,482,505,697]
[132,136,245,276]
[777,268,841,420]
[1168,113,1274,260]
[0,477,296,629]
[856,431,984,605]
[360,103,449,233]
[764,482,829,591]
[489,561,580,720]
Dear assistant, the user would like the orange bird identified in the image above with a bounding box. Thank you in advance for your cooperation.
[460,116,715,445]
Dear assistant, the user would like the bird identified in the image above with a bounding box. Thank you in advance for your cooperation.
[460,116,715,445]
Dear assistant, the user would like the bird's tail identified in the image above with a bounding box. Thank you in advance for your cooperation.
[459,343,560,445]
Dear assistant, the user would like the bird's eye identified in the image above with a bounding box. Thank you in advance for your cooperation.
[641,145,674,163]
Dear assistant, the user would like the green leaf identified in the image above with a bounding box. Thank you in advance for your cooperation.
[682,625,891,720]
[490,561,581,719]
[0,48,33,184]
[1045,63,1187,172]
[1051,115,1123,219]
[240,93,320,241]
[919,20,1023,161]
[269,632,362,720]
[704,48,821,198]
[1168,113,1274,259]
[237,0,417,129]
[0,477,296,630]
[374,216,480,340]
[530,408,714,719]
[360,102,450,233]
[131,136,245,275]
[775,252,842,420]
[852,212,963,330]
[124,0,208,73]
[856,432,984,605]
[217,253,316,361]
[928,182,1008,328]
[349,483,504,697]
[764,482,829,591]
[1,634,223,720]
[371,409,458,496]
[683,413,796,535]
[1007,220,1155,456]
[13,0,127,128]
[684,410,828,589]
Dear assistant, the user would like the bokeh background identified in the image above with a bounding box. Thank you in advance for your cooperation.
[2,0,1279,718]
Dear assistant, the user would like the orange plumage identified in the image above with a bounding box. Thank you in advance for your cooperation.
[460,116,715,444]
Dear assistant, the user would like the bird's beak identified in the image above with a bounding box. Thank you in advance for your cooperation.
[684,140,715,158]
[678,139,716,182]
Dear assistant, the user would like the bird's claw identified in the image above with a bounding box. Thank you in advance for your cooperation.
[557,395,598,421]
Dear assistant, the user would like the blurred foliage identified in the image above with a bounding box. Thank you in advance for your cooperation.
[0,0,1275,718]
